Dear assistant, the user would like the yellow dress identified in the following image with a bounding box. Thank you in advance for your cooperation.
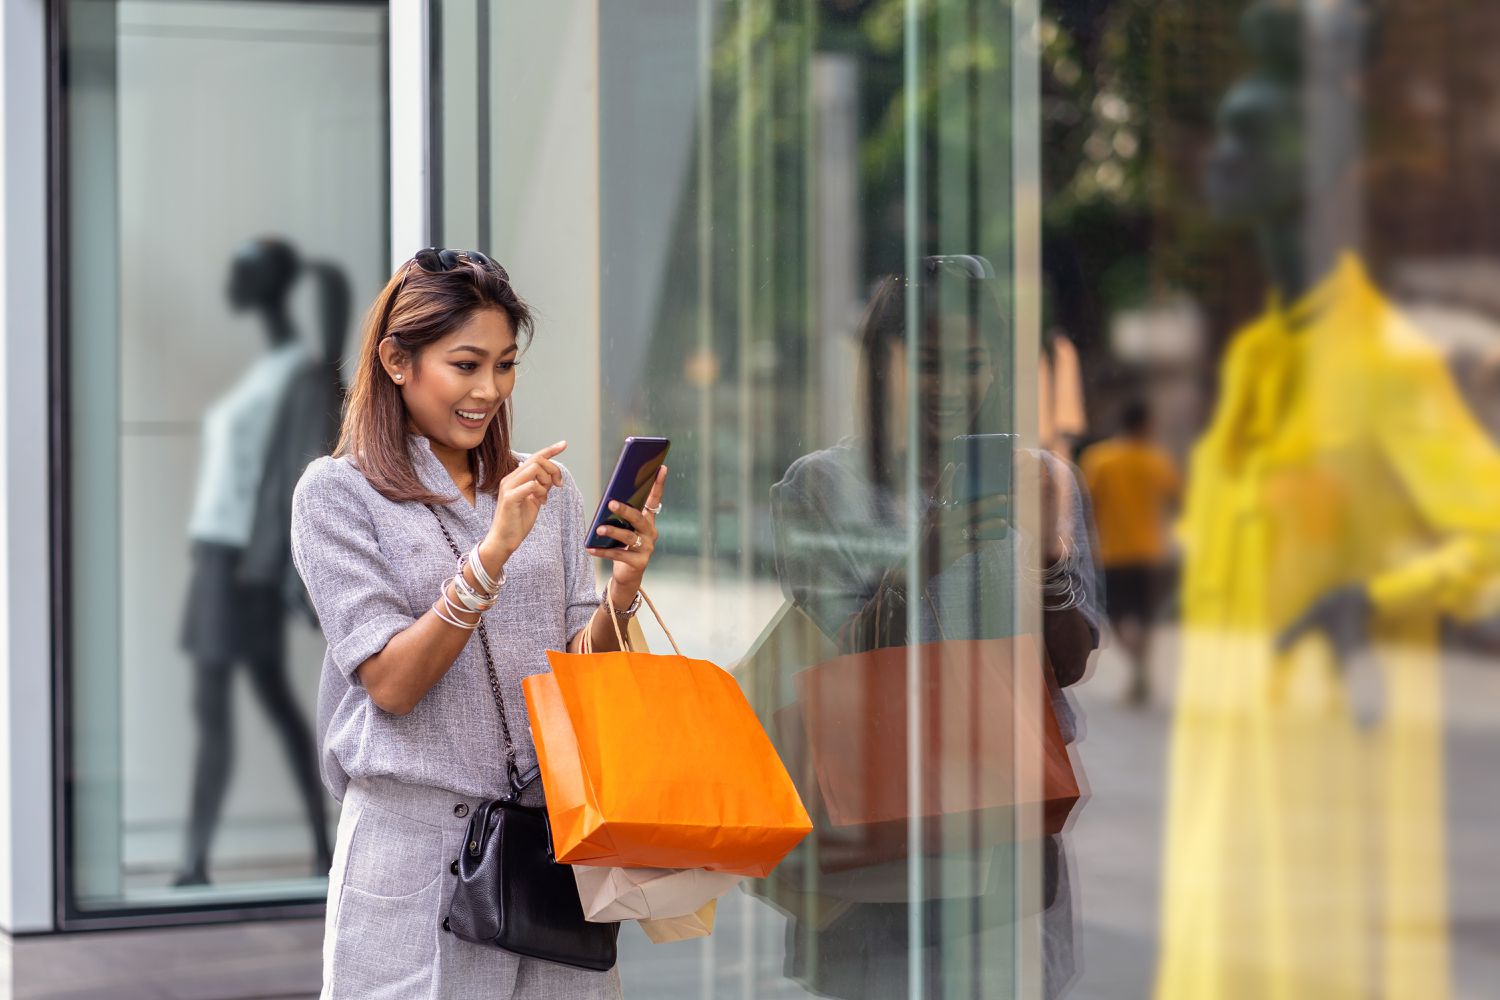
[1154,254,1500,999]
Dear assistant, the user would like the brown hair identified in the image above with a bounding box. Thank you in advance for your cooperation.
[335,254,534,504]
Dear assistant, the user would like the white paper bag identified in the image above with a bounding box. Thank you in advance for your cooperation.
[572,865,744,922]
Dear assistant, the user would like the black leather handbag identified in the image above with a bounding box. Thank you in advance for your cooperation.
[428,508,619,972]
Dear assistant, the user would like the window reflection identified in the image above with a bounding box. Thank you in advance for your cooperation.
[759,258,1100,999]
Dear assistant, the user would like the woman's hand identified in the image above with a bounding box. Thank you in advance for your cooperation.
[922,451,1075,571]
[587,465,669,601]
[486,441,567,561]
[923,462,1012,569]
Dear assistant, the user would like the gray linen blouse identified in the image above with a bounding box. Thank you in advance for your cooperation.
[290,433,599,802]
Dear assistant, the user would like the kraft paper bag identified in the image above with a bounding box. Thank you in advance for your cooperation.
[573,865,743,922]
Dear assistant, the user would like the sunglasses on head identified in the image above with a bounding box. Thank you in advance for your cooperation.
[379,247,510,341]
[412,246,509,281]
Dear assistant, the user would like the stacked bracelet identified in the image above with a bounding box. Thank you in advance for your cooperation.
[434,543,507,631]
[1019,533,1088,612]
[434,585,481,630]
[462,544,504,594]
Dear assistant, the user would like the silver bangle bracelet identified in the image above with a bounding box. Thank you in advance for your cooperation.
[438,579,486,625]
[461,545,505,595]
[433,592,480,631]
[450,571,498,613]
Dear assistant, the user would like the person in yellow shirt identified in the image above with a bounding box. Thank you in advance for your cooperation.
[1080,400,1180,704]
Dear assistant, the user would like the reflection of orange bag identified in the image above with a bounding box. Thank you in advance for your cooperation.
[793,635,1080,873]
[524,592,812,878]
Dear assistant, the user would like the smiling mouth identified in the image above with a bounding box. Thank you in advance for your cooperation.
[456,409,489,422]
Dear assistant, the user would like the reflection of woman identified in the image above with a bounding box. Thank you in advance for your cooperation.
[291,249,667,998]
[175,238,342,886]
[1156,5,1500,996]
[769,258,1101,999]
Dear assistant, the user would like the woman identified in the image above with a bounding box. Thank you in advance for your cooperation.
[290,248,667,999]
[767,258,1101,999]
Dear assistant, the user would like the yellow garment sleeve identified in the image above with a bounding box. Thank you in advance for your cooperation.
[1369,336,1500,619]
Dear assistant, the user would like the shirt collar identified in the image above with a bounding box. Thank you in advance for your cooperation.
[405,433,496,531]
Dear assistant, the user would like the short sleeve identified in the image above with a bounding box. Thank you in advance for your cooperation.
[770,452,886,642]
[557,463,602,641]
[290,458,417,679]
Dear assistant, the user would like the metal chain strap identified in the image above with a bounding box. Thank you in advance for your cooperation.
[425,505,516,771]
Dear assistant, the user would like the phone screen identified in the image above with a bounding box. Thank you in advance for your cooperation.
[949,433,1016,505]
[585,437,670,548]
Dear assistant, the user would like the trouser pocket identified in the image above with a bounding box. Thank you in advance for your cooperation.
[323,794,447,999]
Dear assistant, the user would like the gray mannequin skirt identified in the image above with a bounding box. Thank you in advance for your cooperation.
[179,540,285,665]
[322,775,623,1000]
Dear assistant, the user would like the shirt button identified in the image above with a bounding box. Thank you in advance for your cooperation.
[454,803,469,818]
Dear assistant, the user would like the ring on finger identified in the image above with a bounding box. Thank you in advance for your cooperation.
[630,533,644,551]
[645,502,663,516]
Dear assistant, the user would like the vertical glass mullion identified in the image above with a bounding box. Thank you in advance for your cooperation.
[64,0,125,910]
[1008,0,1044,994]
[734,5,759,997]
[902,1,927,995]
[695,0,716,587]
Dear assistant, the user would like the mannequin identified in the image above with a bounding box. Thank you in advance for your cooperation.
[1155,3,1500,996]
[174,237,345,886]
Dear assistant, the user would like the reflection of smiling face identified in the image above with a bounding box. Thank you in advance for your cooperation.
[916,316,996,441]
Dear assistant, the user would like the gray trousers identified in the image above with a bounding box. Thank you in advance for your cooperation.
[322,775,624,999]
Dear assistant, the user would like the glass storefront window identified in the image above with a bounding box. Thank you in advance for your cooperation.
[29,0,1500,994]
[58,0,389,921]
[435,3,1077,997]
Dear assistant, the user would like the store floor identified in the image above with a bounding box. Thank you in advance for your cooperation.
[3,918,322,999]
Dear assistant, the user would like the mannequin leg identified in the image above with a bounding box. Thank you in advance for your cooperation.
[175,660,234,886]
[245,650,333,873]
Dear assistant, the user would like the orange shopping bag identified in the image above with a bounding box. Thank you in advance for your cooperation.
[793,634,1082,873]
[524,590,812,878]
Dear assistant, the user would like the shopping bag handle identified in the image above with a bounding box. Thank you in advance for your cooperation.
[599,587,682,656]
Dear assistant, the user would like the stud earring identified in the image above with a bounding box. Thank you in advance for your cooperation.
[393,373,403,383]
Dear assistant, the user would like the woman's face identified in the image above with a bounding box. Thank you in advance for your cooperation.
[386,307,519,454]
[915,314,996,442]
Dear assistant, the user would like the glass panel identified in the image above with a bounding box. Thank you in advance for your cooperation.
[1038,2,1500,998]
[436,3,1086,997]
[61,0,389,915]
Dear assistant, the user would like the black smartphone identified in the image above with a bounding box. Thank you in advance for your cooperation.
[585,437,671,549]
[948,433,1016,505]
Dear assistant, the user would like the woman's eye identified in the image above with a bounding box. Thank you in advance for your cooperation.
[455,362,478,372]
[498,361,516,372]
